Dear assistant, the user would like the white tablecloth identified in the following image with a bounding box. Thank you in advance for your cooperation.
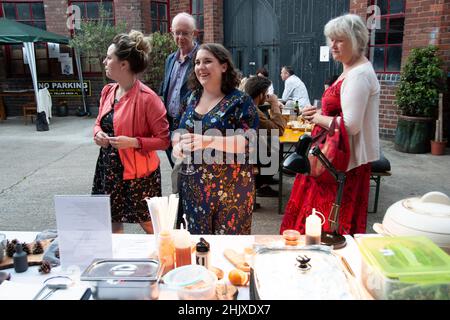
[0,231,368,300]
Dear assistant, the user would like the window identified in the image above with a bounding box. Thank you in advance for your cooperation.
[368,0,405,73]
[71,0,113,24]
[191,0,204,43]
[70,1,114,73]
[150,0,169,33]
[0,1,49,76]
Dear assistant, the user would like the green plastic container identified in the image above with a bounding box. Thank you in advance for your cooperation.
[358,236,450,300]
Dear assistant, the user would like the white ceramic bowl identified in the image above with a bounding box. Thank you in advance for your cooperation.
[374,191,450,253]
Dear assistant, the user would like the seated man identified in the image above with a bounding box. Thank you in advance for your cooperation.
[280,66,310,109]
[244,76,287,201]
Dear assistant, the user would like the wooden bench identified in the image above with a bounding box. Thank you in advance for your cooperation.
[23,102,36,125]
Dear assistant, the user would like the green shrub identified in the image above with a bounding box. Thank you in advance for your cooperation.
[144,32,177,93]
[395,46,445,117]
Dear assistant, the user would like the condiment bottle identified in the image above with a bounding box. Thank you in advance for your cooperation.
[305,209,323,245]
[158,230,175,275]
[13,243,28,273]
[173,229,192,268]
[195,238,210,269]
[294,100,300,116]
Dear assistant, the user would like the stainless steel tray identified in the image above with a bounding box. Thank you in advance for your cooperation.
[80,259,161,300]
[250,245,356,300]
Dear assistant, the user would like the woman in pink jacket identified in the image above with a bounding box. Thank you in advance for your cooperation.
[92,30,170,234]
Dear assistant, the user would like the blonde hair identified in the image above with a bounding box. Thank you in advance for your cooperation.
[112,30,152,74]
[324,14,369,57]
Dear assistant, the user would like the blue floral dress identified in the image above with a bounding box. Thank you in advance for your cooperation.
[176,89,259,235]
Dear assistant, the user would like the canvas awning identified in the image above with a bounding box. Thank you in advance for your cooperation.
[0,18,69,44]
[0,18,88,120]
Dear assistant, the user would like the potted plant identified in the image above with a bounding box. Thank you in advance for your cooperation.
[431,93,447,155]
[394,45,446,153]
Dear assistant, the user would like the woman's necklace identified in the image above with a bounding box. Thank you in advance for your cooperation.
[197,94,225,114]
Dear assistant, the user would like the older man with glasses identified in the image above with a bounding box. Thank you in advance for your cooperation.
[161,12,199,168]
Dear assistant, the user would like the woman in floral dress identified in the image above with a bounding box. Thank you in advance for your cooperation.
[173,43,259,235]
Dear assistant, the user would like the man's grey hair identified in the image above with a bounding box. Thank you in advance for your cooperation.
[324,13,369,57]
[171,12,197,30]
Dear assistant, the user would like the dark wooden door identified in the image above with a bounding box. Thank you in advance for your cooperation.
[224,0,349,100]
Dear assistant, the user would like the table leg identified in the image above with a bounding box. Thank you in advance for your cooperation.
[278,144,283,215]
[0,97,6,121]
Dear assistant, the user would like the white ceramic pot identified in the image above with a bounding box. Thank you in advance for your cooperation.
[373,191,450,254]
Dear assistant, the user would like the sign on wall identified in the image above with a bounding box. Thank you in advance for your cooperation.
[38,80,91,97]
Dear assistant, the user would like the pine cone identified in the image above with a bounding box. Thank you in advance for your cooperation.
[32,241,44,255]
[22,242,31,255]
[6,240,16,257]
[38,260,52,274]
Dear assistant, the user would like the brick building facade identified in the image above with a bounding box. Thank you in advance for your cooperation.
[1,0,449,140]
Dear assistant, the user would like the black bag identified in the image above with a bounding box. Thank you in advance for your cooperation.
[36,111,49,131]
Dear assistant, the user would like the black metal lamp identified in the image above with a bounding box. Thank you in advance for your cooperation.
[283,135,347,249]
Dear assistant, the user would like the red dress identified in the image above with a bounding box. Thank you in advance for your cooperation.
[280,80,371,235]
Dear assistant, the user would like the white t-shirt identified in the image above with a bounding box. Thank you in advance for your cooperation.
[282,75,310,107]
[340,61,380,170]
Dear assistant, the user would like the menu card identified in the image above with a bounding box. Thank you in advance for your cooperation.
[55,195,113,272]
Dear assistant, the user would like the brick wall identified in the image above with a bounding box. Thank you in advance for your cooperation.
[350,0,450,139]
[203,0,223,43]
[141,0,151,34]
[44,0,71,36]
[114,0,143,31]
[170,0,191,21]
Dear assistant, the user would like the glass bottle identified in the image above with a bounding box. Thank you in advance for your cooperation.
[195,238,210,269]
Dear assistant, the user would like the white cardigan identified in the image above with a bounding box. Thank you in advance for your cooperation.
[340,62,380,171]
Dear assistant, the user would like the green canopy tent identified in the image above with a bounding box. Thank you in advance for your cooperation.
[0,18,88,119]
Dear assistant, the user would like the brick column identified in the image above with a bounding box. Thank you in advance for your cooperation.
[141,0,151,34]
[349,0,369,18]
[44,0,71,36]
[203,0,223,43]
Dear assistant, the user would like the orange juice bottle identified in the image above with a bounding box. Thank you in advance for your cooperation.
[158,230,175,275]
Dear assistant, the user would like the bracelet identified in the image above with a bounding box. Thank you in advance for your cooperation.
[135,137,143,149]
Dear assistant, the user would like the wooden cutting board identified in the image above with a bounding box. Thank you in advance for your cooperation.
[0,239,53,270]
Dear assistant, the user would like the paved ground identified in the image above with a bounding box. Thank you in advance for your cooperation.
[0,116,449,234]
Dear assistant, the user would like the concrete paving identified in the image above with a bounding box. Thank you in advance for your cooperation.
[0,116,449,234]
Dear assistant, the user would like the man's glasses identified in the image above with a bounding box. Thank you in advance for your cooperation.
[172,30,193,37]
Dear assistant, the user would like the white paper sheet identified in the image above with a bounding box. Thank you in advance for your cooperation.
[320,46,330,62]
[54,195,113,272]
[48,43,60,58]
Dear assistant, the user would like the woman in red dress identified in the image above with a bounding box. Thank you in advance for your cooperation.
[280,14,380,235]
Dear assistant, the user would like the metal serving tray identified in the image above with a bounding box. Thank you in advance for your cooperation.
[80,259,161,300]
[249,245,356,300]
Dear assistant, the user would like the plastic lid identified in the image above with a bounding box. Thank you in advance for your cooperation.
[358,236,450,283]
[163,265,212,288]
[196,238,210,253]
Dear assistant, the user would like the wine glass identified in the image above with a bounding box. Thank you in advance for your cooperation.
[179,137,196,176]
[180,151,196,176]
